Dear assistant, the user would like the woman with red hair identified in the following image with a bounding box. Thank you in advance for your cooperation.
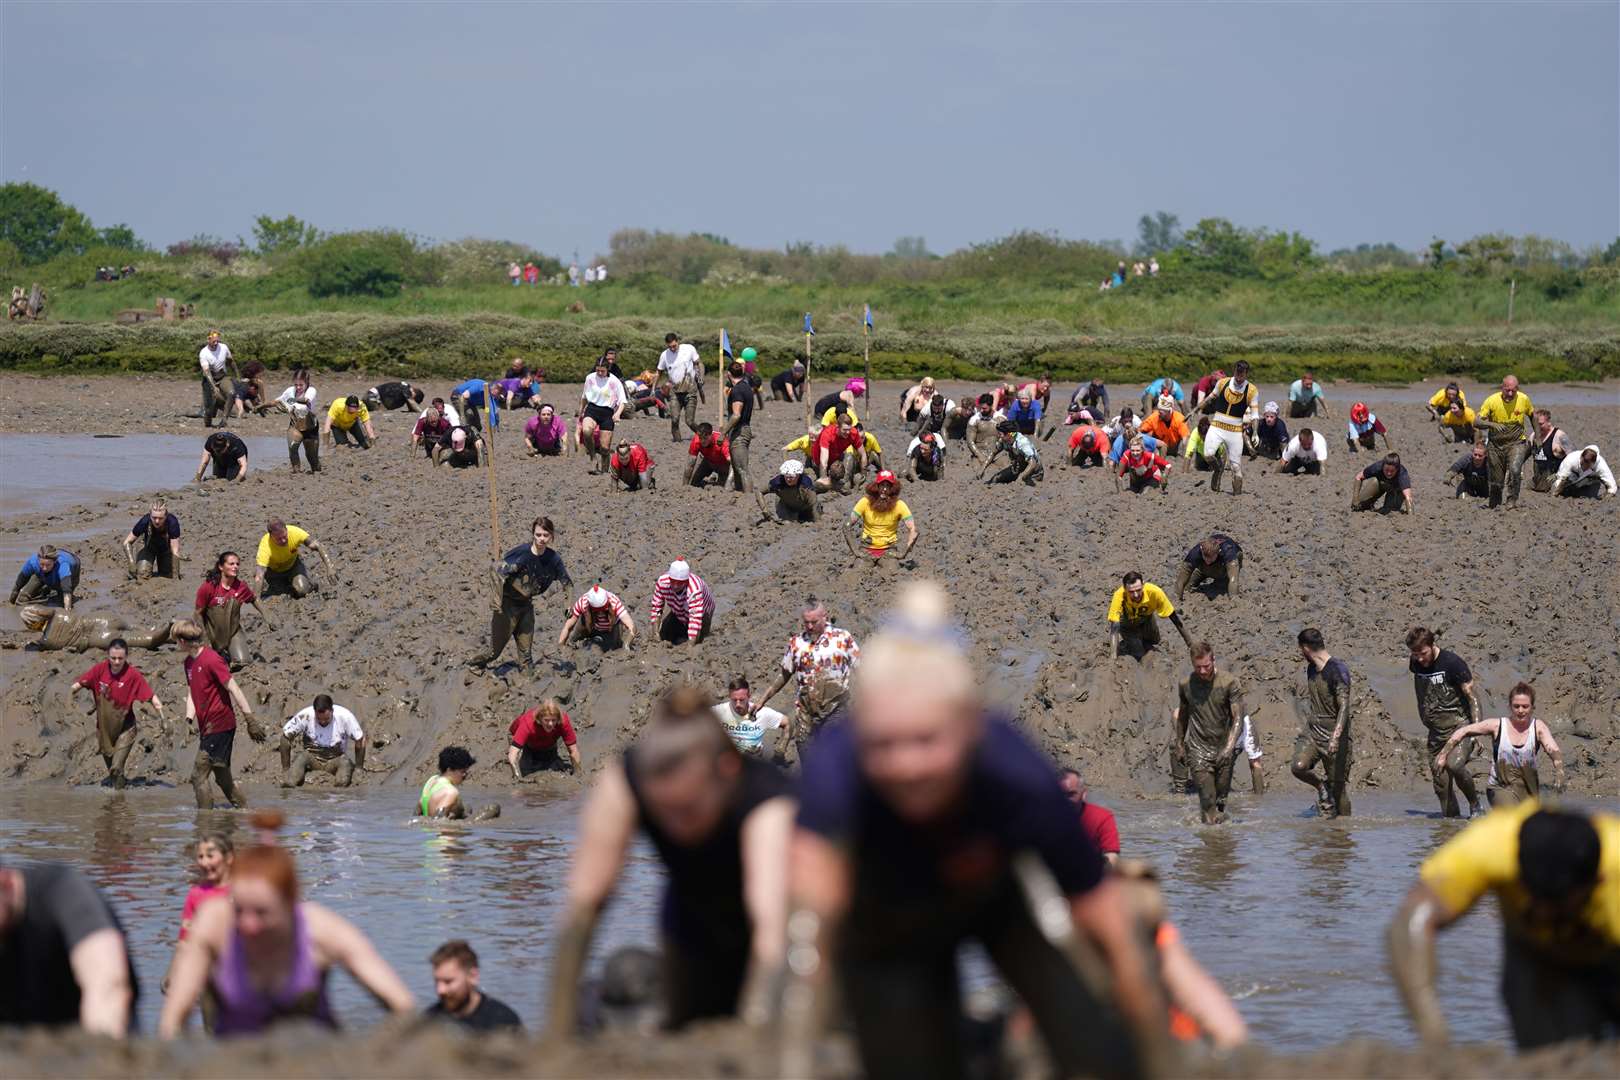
[845,471,917,563]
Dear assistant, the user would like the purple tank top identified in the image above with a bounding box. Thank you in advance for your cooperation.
[210,903,335,1035]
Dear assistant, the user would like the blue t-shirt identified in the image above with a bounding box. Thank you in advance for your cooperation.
[132,514,181,540]
[1110,432,1161,463]
[1144,378,1184,402]
[797,716,1105,906]
[1005,400,1044,428]
[19,550,78,585]
[451,379,502,426]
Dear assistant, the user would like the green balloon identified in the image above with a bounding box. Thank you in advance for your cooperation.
[740,347,757,362]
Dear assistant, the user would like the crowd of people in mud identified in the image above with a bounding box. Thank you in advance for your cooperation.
[3,328,1617,1074]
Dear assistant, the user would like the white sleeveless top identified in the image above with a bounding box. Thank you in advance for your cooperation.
[1489,716,1538,786]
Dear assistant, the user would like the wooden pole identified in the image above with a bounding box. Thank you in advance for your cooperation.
[718,330,727,428]
[863,306,872,401]
[802,321,814,432]
[1507,278,1516,325]
[486,387,501,567]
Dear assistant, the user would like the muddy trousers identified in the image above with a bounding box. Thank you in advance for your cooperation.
[661,933,748,1030]
[839,875,1142,1080]
[1193,758,1235,821]
[669,390,698,439]
[473,597,535,668]
[192,731,244,809]
[263,559,316,598]
[288,746,354,787]
[132,533,173,579]
[16,565,80,604]
[1173,558,1239,598]
[101,723,136,783]
[1500,934,1620,1049]
[201,376,232,426]
[288,429,320,471]
[1487,762,1539,809]
[1428,730,1479,816]
[205,628,250,669]
[1291,734,1352,816]
[1487,441,1529,507]
[728,424,752,492]
[1352,476,1405,511]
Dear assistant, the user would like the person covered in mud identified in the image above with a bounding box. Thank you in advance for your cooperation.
[10,544,80,608]
[229,360,271,419]
[468,516,571,673]
[18,605,185,652]
[656,332,704,441]
[1280,426,1328,475]
[649,560,714,645]
[912,390,953,440]
[159,811,415,1037]
[508,699,582,777]
[1287,372,1328,419]
[547,685,795,1036]
[123,500,182,580]
[197,328,239,428]
[0,860,137,1036]
[1425,382,1473,443]
[1474,374,1535,510]
[1432,682,1565,808]
[1174,533,1241,601]
[176,623,265,810]
[1406,626,1485,818]
[712,676,788,758]
[363,379,424,413]
[1291,628,1352,819]
[770,361,806,402]
[1350,452,1413,513]
[323,395,376,450]
[1067,421,1108,467]
[899,376,940,423]
[904,430,946,482]
[760,458,819,523]
[684,423,733,488]
[782,582,1160,1079]
[192,430,249,484]
[424,940,523,1031]
[1173,642,1249,825]
[195,551,272,670]
[1387,802,1620,1050]
[1551,444,1616,499]
[1108,570,1193,659]
[70,638,166,788]
[752,599,860,762]
[279,694,366,789]
[964,393,1004,464]
[252,519,333,599]
[942,395,976,442]
[1115,434,1172,494]
[981,420,1044,485]
[722,360,757,493]
[607,438,655,491]
[1528,408,1573,491]
[1061,766,1120,865]
[411,397,454,457]
[525,403,570,457]
[1345,402,1391,454]
[1253,402,1289,460]
[846,470,918,564]
[1443,442,1491,499]
[559,585,636,651]
[276,369,321,472]
[431,425,486,468]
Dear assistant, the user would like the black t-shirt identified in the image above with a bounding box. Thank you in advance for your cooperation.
[623,752,793,954]
[424,992,523,1031]
[0,864,138,1029]
[727,381,754,427]
[132,513,181,540]
[1360,462,1411,489]
[205,432,248,464]
[498,544,570,604]
[1183,533,1241,567]
[1450,453,1490,484]
[770,369,804,393]
[374,381,414,410]
[813,391,845,417]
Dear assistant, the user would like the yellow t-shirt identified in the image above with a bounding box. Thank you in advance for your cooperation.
[1420,799,1620,958]
[851,497,912,550]
[1428,388,1471,411]
[784,435,812,454]
[1476,391,1533,440]
[327,398,370,430]
[256,525,310,571]
[820,405,860,428]
[1108,583,1174,623]
[860,431,882,454]
[1439,406,1477,430]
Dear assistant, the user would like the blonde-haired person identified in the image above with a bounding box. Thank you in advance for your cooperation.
[783,582,1164,1079]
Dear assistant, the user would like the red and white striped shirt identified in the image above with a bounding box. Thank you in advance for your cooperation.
[571,590,628,633]
[649,573,714,641]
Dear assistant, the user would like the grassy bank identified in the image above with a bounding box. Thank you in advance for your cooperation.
[2,313,1616,385]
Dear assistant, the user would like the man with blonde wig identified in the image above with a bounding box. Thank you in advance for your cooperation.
[782,582,1163,1079]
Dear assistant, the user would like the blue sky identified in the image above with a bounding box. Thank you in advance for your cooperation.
[3,1,1615,259]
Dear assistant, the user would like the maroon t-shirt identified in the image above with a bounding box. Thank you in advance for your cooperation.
[508,709,576,751]
[195,578,256,611]
[1079,801,1120,855]
[184,647,236,736]
[74,660,154,723]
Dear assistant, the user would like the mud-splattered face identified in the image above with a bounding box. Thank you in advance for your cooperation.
[801,607,828,640]
[1409,643,1439,667]
[1192,653,1216,681]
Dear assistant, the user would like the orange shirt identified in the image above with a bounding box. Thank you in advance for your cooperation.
[1141,411,1189,445]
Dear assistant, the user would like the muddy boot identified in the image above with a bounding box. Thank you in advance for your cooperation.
[1316,785,1335,818]
[214,765,247,809]
[1210,460,1224,493]
[1231,473,1244,497]
[1250,758,1265,794]
[191,753,215,809]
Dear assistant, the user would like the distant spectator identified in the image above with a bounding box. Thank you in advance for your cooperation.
[595,263,607,282]
[584,266,597,284]
[1149,257,1160,275]
[523,262,539,285]
[508,262,522,286]
[568,262,580,287]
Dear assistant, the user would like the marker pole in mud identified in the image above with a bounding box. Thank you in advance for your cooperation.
[862,302,872,399]
[802,314,814,432]
[485,389,501,566]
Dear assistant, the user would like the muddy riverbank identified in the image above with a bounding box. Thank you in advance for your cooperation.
[1,372,1616,800]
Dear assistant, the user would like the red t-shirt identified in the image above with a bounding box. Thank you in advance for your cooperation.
[195,578,256,612]
[184,647,237,736]
[815,425,859,460]
[688,436,731,466]
[611,445,652,475]
[179,882,228,941]
[1068,424,1107,452]
[74,660,154,722]
[1079,801,1120,855]
[1195,372,1224,398]
[509,709,577,751]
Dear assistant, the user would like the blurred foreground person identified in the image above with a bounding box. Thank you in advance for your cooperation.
[0,860,136,1036]
[1388,802,1619,1050]
[548,686,794,1034]
[783,582,1161,1080]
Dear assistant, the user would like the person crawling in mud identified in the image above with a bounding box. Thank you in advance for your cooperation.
[70,638,167,788]
[759,458,819,523]
[10,543,80,608]
[547,685,794,1036]
[123,500,182,580]
[1174,534,1242,601]
[431,425,485,468]
[1388,802,1620,1051]
[364,380,424,413]
[467,517,571,673]
[412,398,454,457]
[323,395,376,450]
[195,551,272,671]
[1350,452,1414,513]
[252,519,334,599]
[279,694,366,789]
[417,745,499,820]
[845,471,917,565]
[507,699,582,777]
[559,585,636,651]
[19,605,187,652]
[981,420,1043,485]
[608,439,655,491]
[192,430,249,484]
[904,431,946,482]
[1107,571,1193,659]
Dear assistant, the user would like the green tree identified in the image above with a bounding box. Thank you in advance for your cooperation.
[253,214,321,255]
[1134,211,1181,256]
[0,182,98,263]
[95,223,146,251]
[1603,237,1620,265]
[890,236,933,260]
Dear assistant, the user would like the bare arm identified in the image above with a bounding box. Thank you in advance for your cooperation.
[1070,879,1167,1060]
[159,900,225,1037]
[249,597,273,630]
[1387,882,1460,1046]
[557,613,579,646]
[1327,681,1351,754]
[1158,927,1245,1047]
[122,531,138,564]
[1538,719,1566,788]
[1434,718,1493,766]
[70,927,132,1037]
[737,797,795,1022]
[780,829,854,1078]
[303,536,334,574]
[192,450,210,483]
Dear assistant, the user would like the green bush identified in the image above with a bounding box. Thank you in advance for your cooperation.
[297,231,443,298]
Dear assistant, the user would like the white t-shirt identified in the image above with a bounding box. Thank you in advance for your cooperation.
[595,265,607,280]
[582,372,626,408]
[711,702,785,755]
[199,342,232,378]
[282,705,364,751]
[584,268,597,283]
[1283,433,1328,463]
[277,385,318,411]
[422,403,462,427]
[658,343,701,387]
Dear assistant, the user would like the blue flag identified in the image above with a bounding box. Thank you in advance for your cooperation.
[719,328,731,358]
[803,312,815,336]
[864,303,873,329]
